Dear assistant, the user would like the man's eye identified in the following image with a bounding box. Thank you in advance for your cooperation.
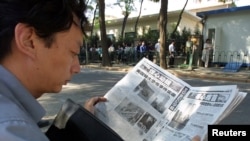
[75,52,79,56]
[75,53,80,58]
[71,51,79,57]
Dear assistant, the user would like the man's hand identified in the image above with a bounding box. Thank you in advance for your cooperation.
[192,135,201,141]
[84,96,107,114]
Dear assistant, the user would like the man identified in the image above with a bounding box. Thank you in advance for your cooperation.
[0,0,105,140]
[136,40,142,62]
[168,40,176,68]
[0,0,200,141]
[108,43,115,61]
[154,39,160,64]
[139,40,147,60]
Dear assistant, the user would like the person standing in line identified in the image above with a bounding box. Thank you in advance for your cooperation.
[136,40,142,62]
[139,40,147,60]
[131,43,137,63]
[147,42,155,62]
[202,38,213,68]
[155,39,160,64]
[97,45,103,61]
[108,43,115,62]
[117,45,124,64]
[168,40,176,68]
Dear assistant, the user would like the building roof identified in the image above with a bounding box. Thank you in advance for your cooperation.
[196,5,250,18]
[106,10,201,26]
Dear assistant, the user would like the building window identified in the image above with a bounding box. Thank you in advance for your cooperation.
[107,34,115,41]
[150,30,159,37]
[125,32,136,39]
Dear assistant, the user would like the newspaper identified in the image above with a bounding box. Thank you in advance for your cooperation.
[95,58,247,141]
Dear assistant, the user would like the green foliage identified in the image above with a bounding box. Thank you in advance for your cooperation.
[181,27,192,42]
[88,33,100,47]
[115,35,125,47]
[149,0,160,2]
[123,36,134,45]
[218,0,226,3]
[116,0,135,14]
[115,35,133,46]
[140,28,159,44]
[169,30,181,41]
[193,24,201,35]
[218,0,234,3]
[93,18,99,29]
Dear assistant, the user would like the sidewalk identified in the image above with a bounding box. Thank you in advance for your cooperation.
[84,63,250,83]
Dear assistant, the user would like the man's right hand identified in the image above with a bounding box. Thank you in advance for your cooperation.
[192,135,201,141]
[84,96,107,114]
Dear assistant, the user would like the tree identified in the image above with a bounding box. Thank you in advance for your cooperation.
[85,0,98,37]
[98,0,111,66]
[218,0,230,2]
[90,3,98,37]
[158,0,168,69]
[115,0,135,40]
[143,0,167,69]
[134,0,144,37]
[218,0,236,6]
[171,0,188,36]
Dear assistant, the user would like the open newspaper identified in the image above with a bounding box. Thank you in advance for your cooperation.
[95,58,247,141]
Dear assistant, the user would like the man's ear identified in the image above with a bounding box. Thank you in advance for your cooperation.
[14,23,37,59]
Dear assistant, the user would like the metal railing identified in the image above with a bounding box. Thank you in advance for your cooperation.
[79,50,250,68]
[212,50,249,67]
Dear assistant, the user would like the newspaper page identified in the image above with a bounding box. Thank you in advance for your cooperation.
[95,58,245,141]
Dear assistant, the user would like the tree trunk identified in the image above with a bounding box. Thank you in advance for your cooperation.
[121,12,130,39]
[134,0,144,37]
[159,0,168,69]
[171,0,188,35]
[98,0,111,66]
[90,3,98,37]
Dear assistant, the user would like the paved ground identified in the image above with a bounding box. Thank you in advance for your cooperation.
[38,68,126,132]
[85,63,250,83]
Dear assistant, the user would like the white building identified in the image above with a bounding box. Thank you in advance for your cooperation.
[197,5,250,66]
[93,2,234,41]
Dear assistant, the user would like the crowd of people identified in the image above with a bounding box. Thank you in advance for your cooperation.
[83,39,176,67]
[82,38,215,69]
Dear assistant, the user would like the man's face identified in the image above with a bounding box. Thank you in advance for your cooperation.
[35,17,83,94]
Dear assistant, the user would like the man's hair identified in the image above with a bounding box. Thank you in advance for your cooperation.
[0,0,88,61]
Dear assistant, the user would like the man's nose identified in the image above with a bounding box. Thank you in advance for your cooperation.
[71,57,81,74]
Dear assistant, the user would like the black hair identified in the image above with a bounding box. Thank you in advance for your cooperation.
[0,0,88,61]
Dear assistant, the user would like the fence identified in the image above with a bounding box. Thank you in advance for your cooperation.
[79,50,250,68]
[212,50,250,67]
[79,50,152,65]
